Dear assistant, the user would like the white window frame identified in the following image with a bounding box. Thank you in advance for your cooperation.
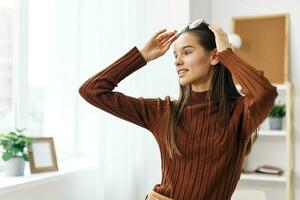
[0,0,30,171]
[13,0,29,130]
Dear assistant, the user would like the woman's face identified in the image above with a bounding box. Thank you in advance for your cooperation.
[173,32,215,88]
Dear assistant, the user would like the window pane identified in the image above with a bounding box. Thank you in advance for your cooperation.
[0,4,14,132]
[26,0,78,159]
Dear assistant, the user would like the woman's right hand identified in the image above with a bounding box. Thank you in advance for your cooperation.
[140,29,177,63]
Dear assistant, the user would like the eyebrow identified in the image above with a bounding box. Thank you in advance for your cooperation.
[173,45,194,54]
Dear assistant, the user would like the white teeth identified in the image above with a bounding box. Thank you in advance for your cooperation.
[179,69,188,74]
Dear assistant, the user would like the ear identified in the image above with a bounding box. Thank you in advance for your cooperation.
[210,48,219,66]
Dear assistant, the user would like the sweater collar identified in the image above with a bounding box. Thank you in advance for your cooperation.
[188,90,210,105]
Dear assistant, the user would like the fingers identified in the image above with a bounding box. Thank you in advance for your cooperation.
[161,34,177,52]
[164,34,177,46]
[208,24,231,52]
[152,29,167,40]
[208,24,216,34]
[208,24,226,35]
[151,28,178,53]
[160,30,177,44]
[209,24,222,31]
[156,30,177,42]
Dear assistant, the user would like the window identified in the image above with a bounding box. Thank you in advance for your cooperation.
[0,0,80,172]
[26,0,80,159]
[0,0,15,170]
[0,2,14,132]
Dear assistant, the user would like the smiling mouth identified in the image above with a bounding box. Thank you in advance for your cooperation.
[178,69,189,77]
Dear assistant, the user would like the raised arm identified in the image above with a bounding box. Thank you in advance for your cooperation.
[79,46,164,132]
[217,48,278,139]
[208,24,278,141]
[79,29,177,132]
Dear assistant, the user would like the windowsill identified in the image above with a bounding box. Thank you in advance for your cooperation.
[0,156,97,194]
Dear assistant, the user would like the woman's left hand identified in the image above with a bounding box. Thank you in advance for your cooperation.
[208,24,231,53]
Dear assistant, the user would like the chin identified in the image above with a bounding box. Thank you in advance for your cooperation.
[179,77,192,86]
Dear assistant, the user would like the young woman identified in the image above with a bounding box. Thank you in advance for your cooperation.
[79,19,278,200]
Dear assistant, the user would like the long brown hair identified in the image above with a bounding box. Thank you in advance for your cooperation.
[164,22,258,159]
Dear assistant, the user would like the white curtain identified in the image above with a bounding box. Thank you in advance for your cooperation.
[77,0,189,199]
[28,0,80,159]
[7,0,189,198]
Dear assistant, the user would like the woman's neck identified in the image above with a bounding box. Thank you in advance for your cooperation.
[191,70,213,92]
[191,79,211,92]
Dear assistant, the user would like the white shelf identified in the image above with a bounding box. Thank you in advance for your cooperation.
[0,156,97,194]
[258,129,286,136]
[240,173,286,183]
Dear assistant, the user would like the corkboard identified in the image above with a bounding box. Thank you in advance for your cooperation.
[232,14,289,84]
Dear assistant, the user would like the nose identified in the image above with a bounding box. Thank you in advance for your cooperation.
[174,56,184,66]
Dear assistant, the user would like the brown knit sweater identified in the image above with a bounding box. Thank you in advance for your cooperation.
[78,46,278,200]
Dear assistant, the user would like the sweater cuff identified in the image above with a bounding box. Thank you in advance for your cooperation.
[217,47,235,60]
[133,46,148,66]
[216,47,242,74]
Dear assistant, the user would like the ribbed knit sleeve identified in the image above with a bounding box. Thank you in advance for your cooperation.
[78,46,168,132]
[217,48,278,141]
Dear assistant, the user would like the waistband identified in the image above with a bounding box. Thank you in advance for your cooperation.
[145,190,173,200]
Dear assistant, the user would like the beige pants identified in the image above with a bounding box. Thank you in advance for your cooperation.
[145,190,173,200]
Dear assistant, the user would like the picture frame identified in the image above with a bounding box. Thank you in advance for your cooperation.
[28,137,59,173]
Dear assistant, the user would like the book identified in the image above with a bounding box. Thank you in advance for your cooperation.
[254,165,284,175]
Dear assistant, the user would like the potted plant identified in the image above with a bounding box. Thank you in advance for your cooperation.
[268,103,286,130]
[0,128,33,176]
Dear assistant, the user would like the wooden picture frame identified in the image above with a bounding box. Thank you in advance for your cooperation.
[232,14,289,84]
[28,137,58,173]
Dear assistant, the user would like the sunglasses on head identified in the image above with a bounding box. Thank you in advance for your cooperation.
[175,18,208,37]
[188,18,208,29]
